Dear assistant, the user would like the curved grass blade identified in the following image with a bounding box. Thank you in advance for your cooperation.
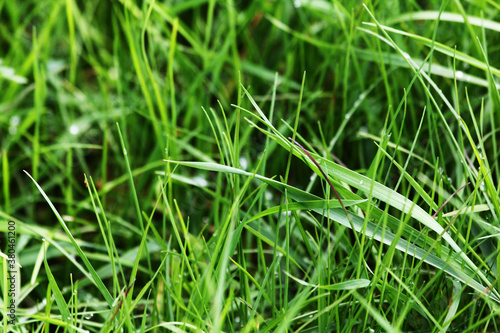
[388,11,500,33]
[360,23,500,78]
[44,253,71,325]
[284,270,371,290]
[245,198,367,225]
[24,171,114,306]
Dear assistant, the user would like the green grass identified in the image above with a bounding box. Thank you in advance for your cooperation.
[1,0,500,332]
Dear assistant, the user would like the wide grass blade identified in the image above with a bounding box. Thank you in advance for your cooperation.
[43,250,71,324]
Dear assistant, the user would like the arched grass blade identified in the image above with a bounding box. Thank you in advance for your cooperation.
[24,170,114,307]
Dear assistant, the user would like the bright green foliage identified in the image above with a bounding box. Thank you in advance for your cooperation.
[1,1,500,332]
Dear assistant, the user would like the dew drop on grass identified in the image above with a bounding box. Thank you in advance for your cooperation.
[69,124,79,135]
[42,238,45,242]
[239,157,248,170]
[345,113,350,119]
[10,115,20,127]
[455,71,464,79]
[9,115,20,135]
[294,0,302,7]
[193,176,208,187]
[359,180,363,185]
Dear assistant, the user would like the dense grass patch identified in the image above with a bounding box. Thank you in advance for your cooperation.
[2,0,500,332]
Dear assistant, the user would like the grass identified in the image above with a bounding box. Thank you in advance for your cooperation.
[1,0,500,332]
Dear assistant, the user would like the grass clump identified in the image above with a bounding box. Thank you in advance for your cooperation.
[2,1,500,332]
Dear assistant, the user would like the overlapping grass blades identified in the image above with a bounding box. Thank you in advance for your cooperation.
[387,11,500,33]
[169,79,500,304]
[238,84,500,302]
[169,156,498,304]
[24,171,114,306]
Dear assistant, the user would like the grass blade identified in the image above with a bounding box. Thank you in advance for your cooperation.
[24,170,114,306]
